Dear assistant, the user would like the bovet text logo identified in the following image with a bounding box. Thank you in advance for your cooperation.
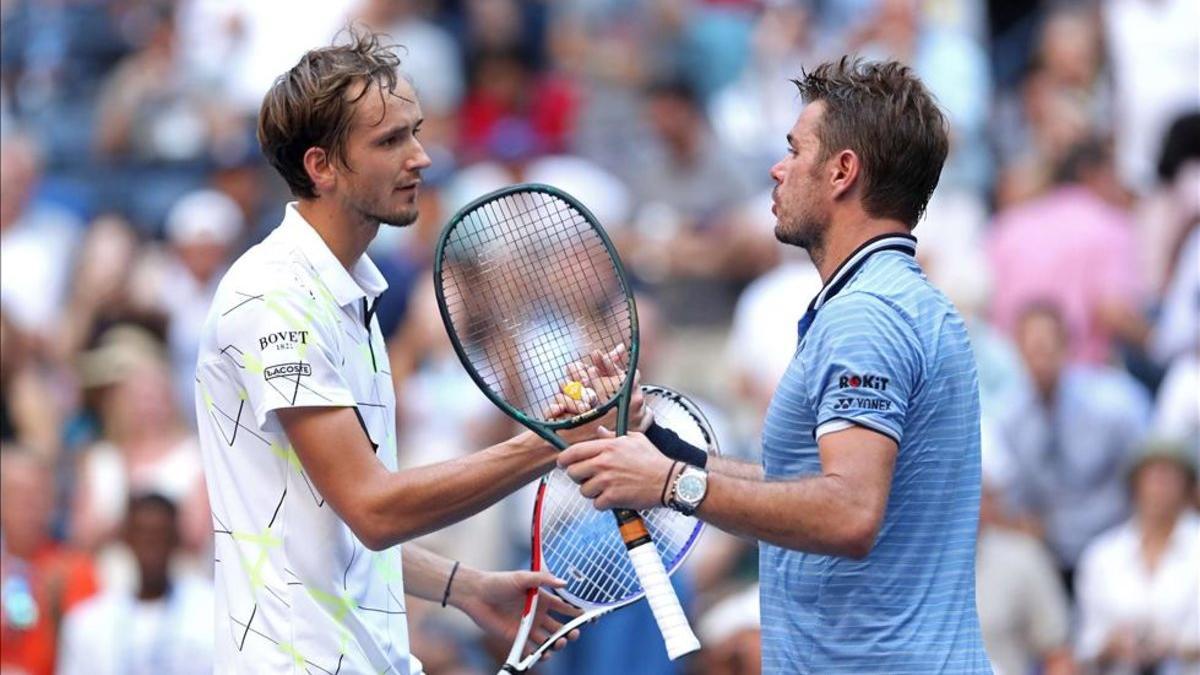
[838,372,889,391]
[259,331,309,351]
[264,362,312,381]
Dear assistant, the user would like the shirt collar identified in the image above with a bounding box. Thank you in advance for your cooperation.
[279,203,388,307]
[806,232,917,314]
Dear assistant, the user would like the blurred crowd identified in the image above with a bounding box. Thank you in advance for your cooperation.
[0,0,1196,674]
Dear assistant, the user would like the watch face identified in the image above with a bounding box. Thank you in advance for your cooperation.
[677,474,705,502]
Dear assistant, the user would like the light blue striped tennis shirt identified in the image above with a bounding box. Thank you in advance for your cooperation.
[759,233,990,673]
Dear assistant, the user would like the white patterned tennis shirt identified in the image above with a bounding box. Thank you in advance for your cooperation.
[195,203,420,674]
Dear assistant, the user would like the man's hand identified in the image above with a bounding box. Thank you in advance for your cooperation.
[451,569,582,659]
[557,431,677,510]
[548,344,651,433]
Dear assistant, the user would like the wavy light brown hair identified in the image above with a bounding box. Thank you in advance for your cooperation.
[257,29,403,199]
[793,57,949,229]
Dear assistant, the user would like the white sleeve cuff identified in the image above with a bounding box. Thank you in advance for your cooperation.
[814,419,855,439]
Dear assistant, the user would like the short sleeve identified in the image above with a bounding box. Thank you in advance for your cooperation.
[220,284,356,431]
[801,292,922,444]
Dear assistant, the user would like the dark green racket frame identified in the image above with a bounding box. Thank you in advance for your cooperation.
[432,183,641,450]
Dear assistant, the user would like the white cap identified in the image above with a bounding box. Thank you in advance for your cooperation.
[165,189,243,246]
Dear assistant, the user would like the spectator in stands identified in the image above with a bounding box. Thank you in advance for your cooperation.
[0,133,83,343]
[696,584,762,675]
[92,2,233,166]
[0,309,61,461]
[70,326,209,576]
[129,190,243,418]
[0,446,98,675]
[710,0,824,174]
[354,0,464,118]
[1149,223,1198,451]
[628,77,756,249]
[1075,439,1199,673]
[848,0,992,194]
[976,437,1074,675]
[57,493,214,675]
[998,302,1151,589]
[988,138,1142,365]
[993,6,1109,187]
[625,77,766,323]
[1135,112,1200,299]
[0,1,127,163]
[1102,0,1200,191]
[458,48,577,163]
[54,214,142,365]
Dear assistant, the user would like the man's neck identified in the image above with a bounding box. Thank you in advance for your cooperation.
[813,213,911,283]
[296,199,379,272]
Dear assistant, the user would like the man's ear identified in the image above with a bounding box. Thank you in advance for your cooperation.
[303,146,336,197]
[829,149,861,201]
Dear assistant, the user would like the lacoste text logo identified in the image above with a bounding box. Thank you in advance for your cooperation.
[264,363,312,381]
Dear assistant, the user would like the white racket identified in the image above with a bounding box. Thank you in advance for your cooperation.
[498,385,717,673]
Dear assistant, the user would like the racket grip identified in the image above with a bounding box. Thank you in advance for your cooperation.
[626,541,701,660]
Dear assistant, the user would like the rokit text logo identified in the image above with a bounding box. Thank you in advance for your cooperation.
[264,363,312,381]
[838,372,889,391]
[259,331,309,351]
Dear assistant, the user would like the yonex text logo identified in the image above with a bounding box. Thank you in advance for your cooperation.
[259,331,309,351]
[838,372,889,391]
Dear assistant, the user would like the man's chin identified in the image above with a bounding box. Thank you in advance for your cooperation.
[774,223,813,249]
[774,223,797,246]
[377,209,419,228]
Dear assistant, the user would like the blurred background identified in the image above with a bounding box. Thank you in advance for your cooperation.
[0,0,1196,673]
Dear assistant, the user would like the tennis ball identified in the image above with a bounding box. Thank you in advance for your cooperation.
[562,380,585,401]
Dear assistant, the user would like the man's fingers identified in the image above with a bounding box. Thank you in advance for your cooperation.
[579,476,604,499]
[566,362,587,384]
[589,349,619,377]
[539,589,583,617]
[552,392,588,416]
[558,440,606,468]
[610,343,628,367]
[520,570,566,590]
[565,456,603,486]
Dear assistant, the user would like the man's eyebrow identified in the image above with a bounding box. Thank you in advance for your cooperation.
[373,124,408,140]
[373,118,424,140]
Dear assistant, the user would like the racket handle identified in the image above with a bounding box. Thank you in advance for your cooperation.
[626,541,701,660]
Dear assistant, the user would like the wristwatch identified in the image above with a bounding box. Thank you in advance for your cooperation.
[667,465,709,516]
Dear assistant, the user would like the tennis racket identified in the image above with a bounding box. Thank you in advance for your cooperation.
[499,384,719,673]
[433,184,700,661]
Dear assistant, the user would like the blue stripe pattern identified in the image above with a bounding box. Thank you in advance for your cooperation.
[759,241,990,673]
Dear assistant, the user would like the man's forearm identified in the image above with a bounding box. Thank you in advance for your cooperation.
[706,455,764,480]
[364,431,555,548]
[401,544,459,603]
[401,544,491,610]
[697,471,881,557]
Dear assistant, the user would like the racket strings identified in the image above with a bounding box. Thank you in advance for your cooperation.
[541,472,643,605]
[538,391,715,609]
[440,191,632,418]
[540,469,699,608]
